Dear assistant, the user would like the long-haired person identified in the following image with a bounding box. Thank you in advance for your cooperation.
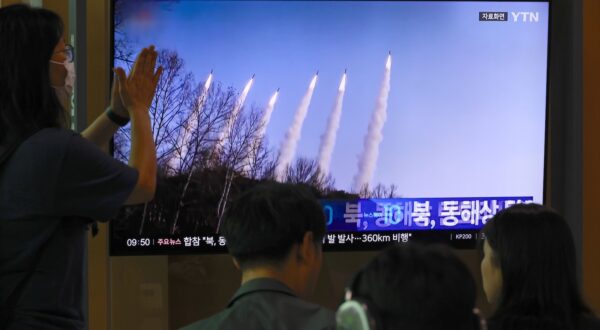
[0,4,161,329]
[481,203,600,330]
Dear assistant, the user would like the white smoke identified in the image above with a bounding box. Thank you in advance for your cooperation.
[353,54,392,192]
[169,72,213,172]
[213,75,254,155]
[256,90,280,146]
[242,89,280,173]
[275,74,318,181]
[317,72,347,176]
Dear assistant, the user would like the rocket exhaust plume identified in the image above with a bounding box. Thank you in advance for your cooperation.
[353,53,392,192]
[275,73,319,181]
[214,75,255,155]
[169,71,213,171]
[317,71,347,176]
[242,89,280,173]
[257,89,280,141]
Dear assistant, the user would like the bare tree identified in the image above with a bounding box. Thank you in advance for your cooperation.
[357,184,370,198]
[214,105,269,232]
[283,157,335,194]
[170,83,237,234]
[358,183,400,199]
[113,49,199,234]
[113,0,135,66]
[243,134,274,180]
[114,50,193,165]
[216,106,265,170]
[152,50,195,164]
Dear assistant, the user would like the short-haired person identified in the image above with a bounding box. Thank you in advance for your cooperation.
[0,4,161,329]
[181,182,335,330]
[337,243,483,330]
[481,203,600,330]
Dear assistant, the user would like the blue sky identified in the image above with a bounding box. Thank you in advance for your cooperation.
[117,1,549,201]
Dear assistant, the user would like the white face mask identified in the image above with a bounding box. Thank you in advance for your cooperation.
[50,60,76,110]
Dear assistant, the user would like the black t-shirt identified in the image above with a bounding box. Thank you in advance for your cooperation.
[0,128,138,329]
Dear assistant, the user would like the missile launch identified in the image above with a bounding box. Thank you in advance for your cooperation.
[169,70,213,172]
[353,52,392,192]
[276,73,319,180]
[318,70,348,175]
[213,74,255,156]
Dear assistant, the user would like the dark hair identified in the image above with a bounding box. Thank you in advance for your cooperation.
[221,182,326,268]
[0,4,66,145]
[350,243,478,330]
[482,203,592,330]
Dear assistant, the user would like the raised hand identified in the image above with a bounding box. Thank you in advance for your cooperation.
[113,46,163,117]
[109,69,128,118]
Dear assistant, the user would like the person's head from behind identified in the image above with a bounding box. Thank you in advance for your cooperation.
[481,203,590,326]
[0,4,70,145]
[221,181,326,298]
[338,243,480,330]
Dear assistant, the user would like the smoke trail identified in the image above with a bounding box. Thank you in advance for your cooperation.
[169,71,213,172]
[213,75,255,155]
[275,73,319,181]
[256,89,280,146]
[353,53,392,192]
[242,89,280,173]
[317,71,347,175]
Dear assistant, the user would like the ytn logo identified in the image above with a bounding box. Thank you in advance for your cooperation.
[511,12,539,23]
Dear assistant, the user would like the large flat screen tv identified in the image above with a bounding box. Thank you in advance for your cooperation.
[110,0,549,255]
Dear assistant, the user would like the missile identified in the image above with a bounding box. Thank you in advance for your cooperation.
[251,73,255,79]
[276,87,280,92]
[344,68,347,74]
[316,70,319,76]
[386,52,392,69]
[210,69,213,74]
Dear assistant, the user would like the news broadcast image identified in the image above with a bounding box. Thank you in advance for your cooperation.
[110,0,549,255]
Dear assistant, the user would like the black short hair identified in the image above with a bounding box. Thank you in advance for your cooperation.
[0,4,66,145]
[350,243,478,330]
[221,182,326,268]
[482,203,592,330]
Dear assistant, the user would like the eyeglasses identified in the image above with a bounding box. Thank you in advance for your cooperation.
[54,44,75,63]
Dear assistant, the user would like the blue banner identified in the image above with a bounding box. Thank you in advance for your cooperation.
[321,196,533,231]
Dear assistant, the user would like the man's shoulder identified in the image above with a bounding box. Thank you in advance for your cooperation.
[179,294,335,330]
[236,291,335,329]
[178,310,231,330]
[274,294,336,328]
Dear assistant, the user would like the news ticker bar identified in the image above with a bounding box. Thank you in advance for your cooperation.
[110,230,484,256]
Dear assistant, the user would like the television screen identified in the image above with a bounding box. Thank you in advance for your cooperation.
[110,0,549,255]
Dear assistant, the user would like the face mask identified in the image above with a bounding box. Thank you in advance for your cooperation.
[50,60,76,110]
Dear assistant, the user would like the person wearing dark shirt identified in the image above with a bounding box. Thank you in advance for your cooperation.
[480,203,600,330]
[180,182,335,330]
[336,243,484,330]
[0,4,162,329]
